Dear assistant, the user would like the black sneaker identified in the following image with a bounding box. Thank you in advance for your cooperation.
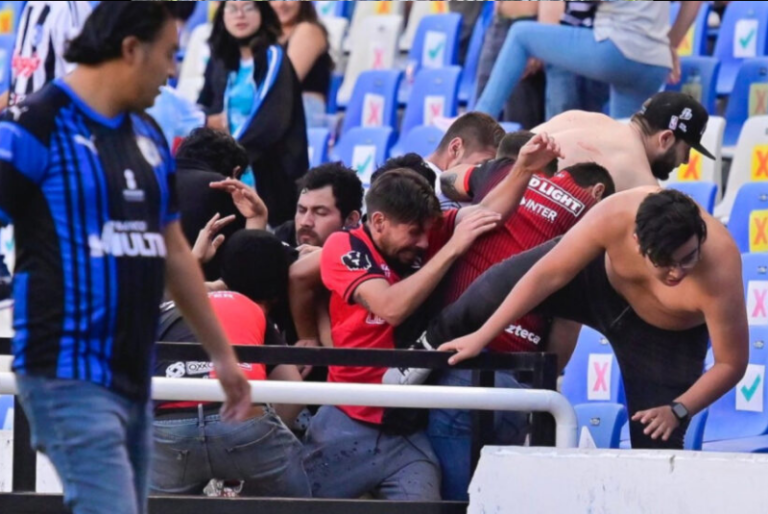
[382,332,435,385]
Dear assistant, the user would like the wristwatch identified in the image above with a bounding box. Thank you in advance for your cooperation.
[670,402,690,423]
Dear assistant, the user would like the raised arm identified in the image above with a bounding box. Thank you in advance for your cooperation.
[439,165,476,203]
[476,132,563,222]
[353,209,500,326]
[440,198,619,364]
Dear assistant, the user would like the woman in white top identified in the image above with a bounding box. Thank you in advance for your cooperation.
[475,1,704,119]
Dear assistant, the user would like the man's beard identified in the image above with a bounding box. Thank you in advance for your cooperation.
[650,147,678,181]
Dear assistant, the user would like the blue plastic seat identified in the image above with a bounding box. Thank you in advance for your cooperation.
[713,2,768,96]
[670,1,712,57]
[314,1,350,19]
[330,126,395,189]
[575,403,628,449]
[562,327,625,406]
[308,128,330,168]
[0,1,25,35]
[341,69,402,136]
[667,181,718,214]
[0,394,12,431]
[723,58,768,146]
[460,1,494,107]
[408,13,462,73]
[0,34,13,95]
[395,66,461,154]
[703,326,768,452]
[396,124,445,158]
[727,182,768,253]
[500,122,523,134]
[665,56,721,115]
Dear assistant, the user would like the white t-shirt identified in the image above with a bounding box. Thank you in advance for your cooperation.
[594,0,672,69]
[11,1,92,106]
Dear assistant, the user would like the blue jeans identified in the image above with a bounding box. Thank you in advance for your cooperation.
[427,370,530,501]
[475,22,670,120]
[545,65,611,120]
[15,375,152,514]
[150,406,310,497]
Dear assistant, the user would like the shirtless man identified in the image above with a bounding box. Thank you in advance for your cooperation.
[531,91,715,192]
[421,188,748,449]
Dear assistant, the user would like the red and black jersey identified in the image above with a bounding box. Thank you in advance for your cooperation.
[445,161,598,352]
[322,212,456,425]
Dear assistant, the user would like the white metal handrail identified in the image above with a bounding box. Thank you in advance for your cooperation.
[0,372,578,448]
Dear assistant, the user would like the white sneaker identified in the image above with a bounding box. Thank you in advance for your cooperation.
[382,333,435,386]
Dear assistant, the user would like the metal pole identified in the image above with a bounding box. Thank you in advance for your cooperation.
[0,373,578,448]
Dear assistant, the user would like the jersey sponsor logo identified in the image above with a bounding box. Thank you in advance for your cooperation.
[366,312,386,325]
[520,197,559,223]
[122,169,145,203]
[88,221,166,259]
[74,134,98,154]
[342,250,372,271]
[504,324,542,345]
[136,136,162,168]
[7,105,28,122]
[186,361,214,376]
[165,361,186,378]
[12,54,41,79]
[528,176,585,216]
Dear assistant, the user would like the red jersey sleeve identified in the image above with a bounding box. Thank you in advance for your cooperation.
[321,232,386,304]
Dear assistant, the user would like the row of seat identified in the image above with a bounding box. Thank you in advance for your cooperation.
[566,252,768,452]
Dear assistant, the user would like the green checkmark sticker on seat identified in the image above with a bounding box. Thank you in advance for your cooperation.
[356,155,373,173]
[427,42,444,61]
[740,29,757,49]
[742,374,762,401]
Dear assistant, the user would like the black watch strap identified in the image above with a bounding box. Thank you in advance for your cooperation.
[670,402,690,422]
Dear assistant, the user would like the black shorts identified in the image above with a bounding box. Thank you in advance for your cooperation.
[426,238,709,449]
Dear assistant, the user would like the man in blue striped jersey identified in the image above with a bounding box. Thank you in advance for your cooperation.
[0,3,252,514]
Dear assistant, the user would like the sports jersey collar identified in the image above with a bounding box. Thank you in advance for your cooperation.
[53,78,126,129]
[359,223,417,279]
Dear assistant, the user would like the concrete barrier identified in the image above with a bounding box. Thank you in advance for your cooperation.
[469,447,768,514]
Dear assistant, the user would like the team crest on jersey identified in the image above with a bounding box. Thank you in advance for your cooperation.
[136,136,162,168]
[342,251,372,271]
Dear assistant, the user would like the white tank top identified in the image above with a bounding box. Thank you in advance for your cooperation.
[594,0,672,69]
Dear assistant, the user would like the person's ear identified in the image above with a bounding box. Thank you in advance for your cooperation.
[632,233,642,254]
[370,212,385,232]
[591,183,606,201]
[122,36,143,64]
[659,130,676,152]
[449,137,463,159]
[345,210,362,228]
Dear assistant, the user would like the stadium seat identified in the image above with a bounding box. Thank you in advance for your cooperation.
[407,13,462,72]
[667,181,718,214]
[330,126,395,190]
[308,128,330,168]
[665,56,721,114]
[0,394,11,431]
[742,252,768,328]
[337,15,403,107]
[501,122,523,134]
[713,2,768,96]
[722,58,768,147]
[703,326,768,452]
[345,1,406,53]
[575,403,628,449]
[322,16,349,67]
[684,409,710,451]
[395,66,461,153]
[395,124,445,158]
[176,23,212,104]
[340,69,403,136]
[715,116,768,222]
[0,34,13,95]
[671,1,712,58]
[663,116,725,199]
[561,326,625,406]
[400,1,449,52]
[314,1,350,20]
[460,1,494,108]
[0,1,23,36]
[182,1,211,41]
[727,182,768,253]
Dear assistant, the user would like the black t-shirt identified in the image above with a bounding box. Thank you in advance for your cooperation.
[274,220,298,248]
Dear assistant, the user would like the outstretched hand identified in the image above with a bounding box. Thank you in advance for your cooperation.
[192,213,237,264]
[516,132,564,173]
[210,178,269,230]
[438,333,489,366]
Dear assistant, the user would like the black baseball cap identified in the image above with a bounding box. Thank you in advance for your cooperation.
[637,92,715,160]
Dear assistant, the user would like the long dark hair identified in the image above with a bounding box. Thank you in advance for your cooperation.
[209,1,283,78]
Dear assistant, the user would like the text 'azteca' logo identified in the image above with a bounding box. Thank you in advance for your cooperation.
[88,221,166,258]
[528,176,585,216]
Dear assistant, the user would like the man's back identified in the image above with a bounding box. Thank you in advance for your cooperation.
[533,111,657,192]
